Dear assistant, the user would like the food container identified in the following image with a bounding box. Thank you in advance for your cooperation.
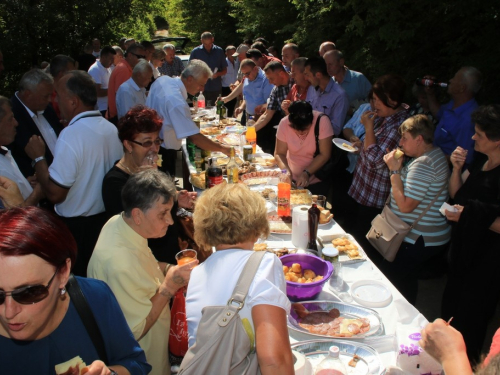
[321,246,339,263]
[280,253,333,301]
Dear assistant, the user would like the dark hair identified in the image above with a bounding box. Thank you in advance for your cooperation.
[291,57,307,70]
[239,59,256,69]
[201,31,213,39]
[288,101,314,131]
[472,105,500,141]
[372,74,406,109]
[0,207,77,270]
[304,56,328,77]
[254,37,269,47]
[140,41,154,50]
[65,70,97,107]
[49,55,75,78]
[122,169,177,217]
[243,39,253,46]
[250,42,268,55]
[100,46,116,57]
[264,61,285,73]
[118,105,163,142]
[246,49,263,59]
[126,43,146,55]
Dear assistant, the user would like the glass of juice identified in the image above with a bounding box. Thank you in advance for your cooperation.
[175,249,198,265]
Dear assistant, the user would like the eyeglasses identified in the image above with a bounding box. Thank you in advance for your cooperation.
[130,52,146,59]
[0,268,59,305]
[130,138,163,148]
[242,71,252,77]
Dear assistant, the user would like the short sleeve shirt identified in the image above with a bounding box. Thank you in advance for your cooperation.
[88,60,111,111]
[189,44,227,92]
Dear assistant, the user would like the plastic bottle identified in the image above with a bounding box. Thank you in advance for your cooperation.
[207,158,223,188]
[314,346,347,375]
[415,78,448,88]
[277,170,291,217]
[197,91,206,108]
[226,147,239,184]
[246,116,257,154]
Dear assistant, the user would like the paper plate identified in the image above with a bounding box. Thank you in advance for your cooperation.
[333,138,358,153]
[350,279,393,308]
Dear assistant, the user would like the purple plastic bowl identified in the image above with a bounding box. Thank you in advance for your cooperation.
[280,253,334,301]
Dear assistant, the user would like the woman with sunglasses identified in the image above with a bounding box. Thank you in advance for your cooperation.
[0,206,150,374]
[102,105,196,264]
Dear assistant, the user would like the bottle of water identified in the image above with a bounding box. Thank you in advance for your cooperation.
[314,346,347,375]
[197,91,206,108]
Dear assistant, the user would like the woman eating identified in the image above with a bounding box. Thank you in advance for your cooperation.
[89,169,197,375]
[0,206,150,374]
[186,184,294,375]
[151,49,166,79]
[441,104,500,362]
[275,100,333,196]
[381,114,450,304]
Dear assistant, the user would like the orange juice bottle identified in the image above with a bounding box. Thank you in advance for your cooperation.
[246,116,257,153]
[277,170,291,216]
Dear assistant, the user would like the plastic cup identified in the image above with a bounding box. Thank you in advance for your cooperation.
[175,249,198,266]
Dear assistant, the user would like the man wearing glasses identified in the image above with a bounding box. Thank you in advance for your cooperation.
[108,43,147,124]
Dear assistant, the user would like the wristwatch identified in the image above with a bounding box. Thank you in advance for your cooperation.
[31,156,45,168]
[303,169,311,177]
[109,369,118,375]
[390,170,400,175]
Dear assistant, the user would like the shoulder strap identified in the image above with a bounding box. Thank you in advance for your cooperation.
[66,275,109,364]
[313,114,326,157]
[409,184,447,228]
[218,251,266,327]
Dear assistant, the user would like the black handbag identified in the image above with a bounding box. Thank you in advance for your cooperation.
[313,114,348,181]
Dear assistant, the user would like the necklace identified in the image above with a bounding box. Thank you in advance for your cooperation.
[118,160,136,175]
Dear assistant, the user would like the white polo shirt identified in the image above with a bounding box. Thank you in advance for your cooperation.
[0,147,33,201]
[49,111,123,217]
[146,76,199,150]
[88,60,111,112]
[116,77,147,119]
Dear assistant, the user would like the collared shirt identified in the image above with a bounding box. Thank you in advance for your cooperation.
[158,56,184,77]
[267,79,293,114]
[146,76,199,150]
[343,102,371,173]
[221,57,239,87]
[189,44,227,92]
[108,60,133,118]
[49,111,123,217]
[116,77,147,119]
[434,98,478,165]
[306,78,350,136]
[348,105,410,208]
[0,147,33,203]
[242,68,274,116]
[334,68,372,109]
[88,60,111,111]
[15,92,58,154]
[286,83,310,102]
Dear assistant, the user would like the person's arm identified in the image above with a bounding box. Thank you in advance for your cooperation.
[24,135,69,203]
[449,147,469,198]
[274,138,291,174]
[223,81,244,103]
[419,319,472,375]
[213,66,227,79]
[0,176,24,207]
[490,217,500,234]
[255,109,276,131]
[95,83,108,97]
[361,110,377,149]
[188,133,231,156]
[253,305,294,375]
[234,99,246,118]
[24,183,44,206]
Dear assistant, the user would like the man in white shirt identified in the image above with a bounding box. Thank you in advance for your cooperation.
[116,60,152,119]
[0,96,43,208]
[92,38,101,58]
[87,46,116,116]
[9,69,63,177]
[146,60,230,176]
[25,70,123,276]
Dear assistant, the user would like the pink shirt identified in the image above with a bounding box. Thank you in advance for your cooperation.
[276,111,333,183]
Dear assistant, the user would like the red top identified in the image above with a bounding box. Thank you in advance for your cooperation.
[107,60,132,118]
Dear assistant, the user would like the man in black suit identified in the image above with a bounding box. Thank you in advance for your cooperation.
[9,69,63,177]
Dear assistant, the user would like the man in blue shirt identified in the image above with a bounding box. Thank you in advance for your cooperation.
[425,66,482,165]
[189,31,227,104]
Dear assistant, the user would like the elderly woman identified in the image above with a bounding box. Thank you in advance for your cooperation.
[89,169,197,375]
[102,105,196,264]
[346,74,410,253]
[151,49,166,79]
[275,100,333,196]
[441,105,500,362]
[186,184,294,375]
[0,206,150,374]
[380,114,450,304]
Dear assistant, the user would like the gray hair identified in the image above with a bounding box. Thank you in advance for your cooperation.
[181,59,213,80]
[0,96,11,121]
[49,55,75,78]
[324,49,344,61]
[291,57,307,70]
[122,169,177,217]
[112,46,124,57]
[18,69,54,92]
[133,60,153,75]
[162,43,176,52]
[461,66,483,94]
[64,70,97,108]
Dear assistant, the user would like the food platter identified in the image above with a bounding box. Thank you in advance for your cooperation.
[288,301,384,340]
[250,153,278,168]
[320,233,367,264]
[215,133,241,146]
[292,339,384,375]
[333,138,358,153]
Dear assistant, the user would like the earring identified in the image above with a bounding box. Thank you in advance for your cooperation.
[60,288,66,296]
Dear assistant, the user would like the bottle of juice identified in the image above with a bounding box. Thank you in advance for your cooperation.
[314,346,347,375]
[277,170,291,217]
[246,116,257,154]
[197,91,205,109]
[226,147,239,184]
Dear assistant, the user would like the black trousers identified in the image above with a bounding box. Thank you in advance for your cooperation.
[221,86,237,117]
[62,212,108,277]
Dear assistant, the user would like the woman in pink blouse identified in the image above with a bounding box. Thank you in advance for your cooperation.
[275,101,333,196]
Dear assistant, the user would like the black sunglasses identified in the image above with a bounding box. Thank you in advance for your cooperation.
[130,52,146,59]
[0,268,59,305]
[130,138,163,148]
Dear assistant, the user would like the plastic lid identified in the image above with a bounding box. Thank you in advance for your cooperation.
[328,346,340,358]
[322,246,339,257]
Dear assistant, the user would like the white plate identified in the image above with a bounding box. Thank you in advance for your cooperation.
[333,138,358,153]
[351,280,393,308]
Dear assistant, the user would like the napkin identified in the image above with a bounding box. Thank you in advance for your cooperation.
[292,205,310,249]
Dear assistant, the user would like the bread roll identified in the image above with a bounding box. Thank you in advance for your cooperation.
[394,149,404,159]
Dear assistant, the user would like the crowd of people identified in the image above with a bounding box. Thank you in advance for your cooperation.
[0,29,499,374]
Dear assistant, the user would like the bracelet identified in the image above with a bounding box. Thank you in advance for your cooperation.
[31,156,45,168]
[109,370,118,375]
[303,170,311,177]
[390,170,400,175]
